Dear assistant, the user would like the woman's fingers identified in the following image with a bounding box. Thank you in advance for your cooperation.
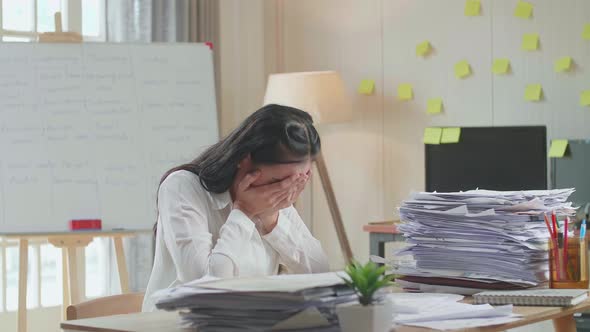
[266,173,302,194]
[238,170,261,192]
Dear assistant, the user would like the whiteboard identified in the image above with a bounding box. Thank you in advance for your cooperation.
[0,43,219,232]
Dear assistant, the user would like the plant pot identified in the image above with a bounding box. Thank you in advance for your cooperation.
[336,299,393,332]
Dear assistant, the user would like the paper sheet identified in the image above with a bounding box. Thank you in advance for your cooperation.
[514,1,533,19]
[525,84,542,101]
[464,0,481,16]
[522,33,539,51]
[198,272,345,292]
[492,59,510,74]
[396,303,516,323]
[358,79,375,95]
[416,41,431,56]
[583,24,590,40]
[403,316,521,330]
[454,60,471,79]
[548,139,568,158]
[427,98,443,114]
[580,90,590,107]
[398,83,413,100]
[441,128,461,144]
[389,293,464,314]
[423,128,443,145]
[554,56,572,72]
[391,294,522,331]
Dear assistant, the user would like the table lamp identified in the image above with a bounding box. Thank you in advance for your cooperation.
[263,71,354,263]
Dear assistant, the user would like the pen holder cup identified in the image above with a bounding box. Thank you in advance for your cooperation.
[549,237,589,289]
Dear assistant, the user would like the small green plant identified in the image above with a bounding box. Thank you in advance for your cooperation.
[342,261,394,306]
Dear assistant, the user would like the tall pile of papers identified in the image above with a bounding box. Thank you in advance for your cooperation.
[153,273,356,332]
[391,189,576,294]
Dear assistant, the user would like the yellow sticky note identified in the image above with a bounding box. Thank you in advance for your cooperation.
[464,0,480,16]
[522,33,539,51]
[580,90,590,107]
[583,24,590,40]
[427,98,443,114]
[492,58,510,75]
[454,60,471,79]
[423,128,443,145]
[548,139,569,158]
[525,84,542,101]
[554,56,572,72]
[441,128,461,144]
[416,41,431,57]
[358,79,375,95]
[514,1,533,19]
[397,83,413,101]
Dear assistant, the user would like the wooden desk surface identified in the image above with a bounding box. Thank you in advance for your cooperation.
[61,311,185,332]
[363,222,401,234]
[60,299,590,332]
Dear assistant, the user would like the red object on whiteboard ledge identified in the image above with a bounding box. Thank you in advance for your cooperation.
[205,41,213,50]
[69,219,102,231]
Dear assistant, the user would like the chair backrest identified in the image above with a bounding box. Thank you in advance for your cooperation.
[66,292,145,320]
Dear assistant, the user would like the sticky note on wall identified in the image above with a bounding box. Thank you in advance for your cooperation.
[492,59,510,74]
[441,128,461,144]
[427,98,443,114]
[416,41,432,57]
[358,79,375,95]
[464,0,481,16]
[581,90,590,107]
[514,1,533,19]
[454,60,471,79]
[548,140,569,158]
[525,84,543,101]
[583,24,590,40]
[554,57,572,72]
[397,84,413,100]
[424,128,443,145]
[522,33,539,51]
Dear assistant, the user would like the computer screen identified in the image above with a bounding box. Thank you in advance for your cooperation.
[425,126,547,192]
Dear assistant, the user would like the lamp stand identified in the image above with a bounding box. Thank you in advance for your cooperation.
[314,151,354,263]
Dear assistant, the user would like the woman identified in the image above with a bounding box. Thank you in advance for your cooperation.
[142,104,329,311]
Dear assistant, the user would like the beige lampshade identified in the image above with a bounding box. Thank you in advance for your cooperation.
[263,71,352,124]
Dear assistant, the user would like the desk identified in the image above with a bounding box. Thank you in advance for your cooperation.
[363,221,404,257]
[60,299,590,332]
[1,229,150,332]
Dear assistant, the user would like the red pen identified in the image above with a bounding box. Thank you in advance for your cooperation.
[544,213,555,238]
[563,216,569,274]
[551,211,558,239]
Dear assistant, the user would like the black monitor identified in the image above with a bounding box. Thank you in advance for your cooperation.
[425,126,547,192]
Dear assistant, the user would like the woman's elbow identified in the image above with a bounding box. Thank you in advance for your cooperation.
[208,253,237,278]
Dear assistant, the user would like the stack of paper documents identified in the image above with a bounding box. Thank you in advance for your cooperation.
[390,189,576,294]
[153,272,356,331]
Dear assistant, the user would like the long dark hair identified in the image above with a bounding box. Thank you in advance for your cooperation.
[153,104,321,233]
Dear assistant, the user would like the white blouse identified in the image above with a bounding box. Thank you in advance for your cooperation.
[142,170,329,311]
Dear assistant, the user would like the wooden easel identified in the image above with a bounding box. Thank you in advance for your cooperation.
[9,12,131,332]
[7,230,147,332]
[37,12,82,43]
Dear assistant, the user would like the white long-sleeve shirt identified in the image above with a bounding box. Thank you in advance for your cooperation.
[142,170,329,311]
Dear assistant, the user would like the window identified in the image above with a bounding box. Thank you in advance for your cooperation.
[40,244,62,307]
[0,0,106,42]
[0,0,109,311]
[85,238,110,298]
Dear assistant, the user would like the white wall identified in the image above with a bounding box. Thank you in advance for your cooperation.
[273,0,590,271]
[271,2,589,330]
